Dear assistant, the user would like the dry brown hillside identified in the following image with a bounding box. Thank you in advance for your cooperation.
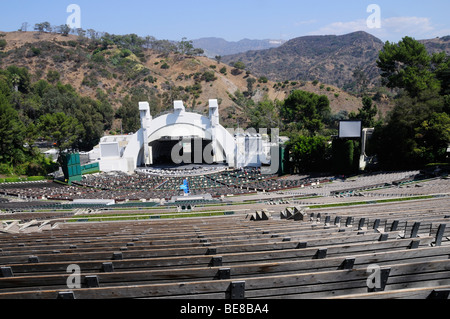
[0,31,387,129]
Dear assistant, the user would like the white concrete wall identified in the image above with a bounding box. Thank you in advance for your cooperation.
[94,100,239,172]
[99,157,132,173]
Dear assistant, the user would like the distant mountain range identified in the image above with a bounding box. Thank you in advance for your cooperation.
[212,31,450,90]
[192,37,286,58]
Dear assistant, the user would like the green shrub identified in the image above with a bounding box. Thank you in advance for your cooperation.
[30,47,41,56]
[52,55,65,63]
[67,40,78,47]
[109,56,120,66]
[120,49,132,58]
[91,53,106,63]
[233,61,246,70]
[145,75,157,83]
[201,71,217,82]
[231,68,243,76]
[0,163,13,175]
[82,74,99,88]
[47,70,60,83]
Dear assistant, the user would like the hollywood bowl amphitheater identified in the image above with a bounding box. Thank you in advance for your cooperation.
[0,99,449,300]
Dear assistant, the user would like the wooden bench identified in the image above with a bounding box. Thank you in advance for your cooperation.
[1,197,448,299]
[0,258,449,299]
[0,238,448,291]
[0,234,431,275]
[328,285,450,299]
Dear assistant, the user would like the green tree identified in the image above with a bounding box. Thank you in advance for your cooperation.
[258,76,268,83]
[144,35,155,49]
[0,94,26,165]
[248,97,280,133]
[349,96,379,128]
[116,95,141,133]
[414,112,450,163]
[37,112,84,164]
[47,70,60,83]
[7,66,31,93]
[32,79,51,98]
[0,65,117,175]
[0,73,11,97]
[332,138,359,174]
[95,89,114,129]
[233,61,246,70]
[246,77,256,95]
[43,22,52,33]
[177,37,194,55]
[432,52,450,96]
[373,36,449,169]
[377,36,441,97]
[352,66,368,94]
[151,39,177,55]
[34,22,51,33]
[34,23,45,33]
[287,135,329,173]
[76,28,87,42]
[281,90,330,135]
[372,91,446,169]
[73,97,111,151]
[201,71,217,82]
[59,24,71,36]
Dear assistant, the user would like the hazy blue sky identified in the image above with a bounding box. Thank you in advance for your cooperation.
[1,0,449,42]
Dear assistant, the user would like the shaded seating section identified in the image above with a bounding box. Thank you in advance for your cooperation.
[0,197,449,299]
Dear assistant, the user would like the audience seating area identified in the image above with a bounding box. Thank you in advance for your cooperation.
[1,170,431,205]
[0,169,328,203]
[0,196,449,299]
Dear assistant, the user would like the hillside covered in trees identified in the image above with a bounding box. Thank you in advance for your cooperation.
[0,26,448,177]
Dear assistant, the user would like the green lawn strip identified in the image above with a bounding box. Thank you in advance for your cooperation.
[0,176,48,183]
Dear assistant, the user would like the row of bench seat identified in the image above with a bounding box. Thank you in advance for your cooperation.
[0,197,449,299]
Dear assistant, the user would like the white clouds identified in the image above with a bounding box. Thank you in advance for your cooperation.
[383,17,434,35]
[308,16,448,42]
